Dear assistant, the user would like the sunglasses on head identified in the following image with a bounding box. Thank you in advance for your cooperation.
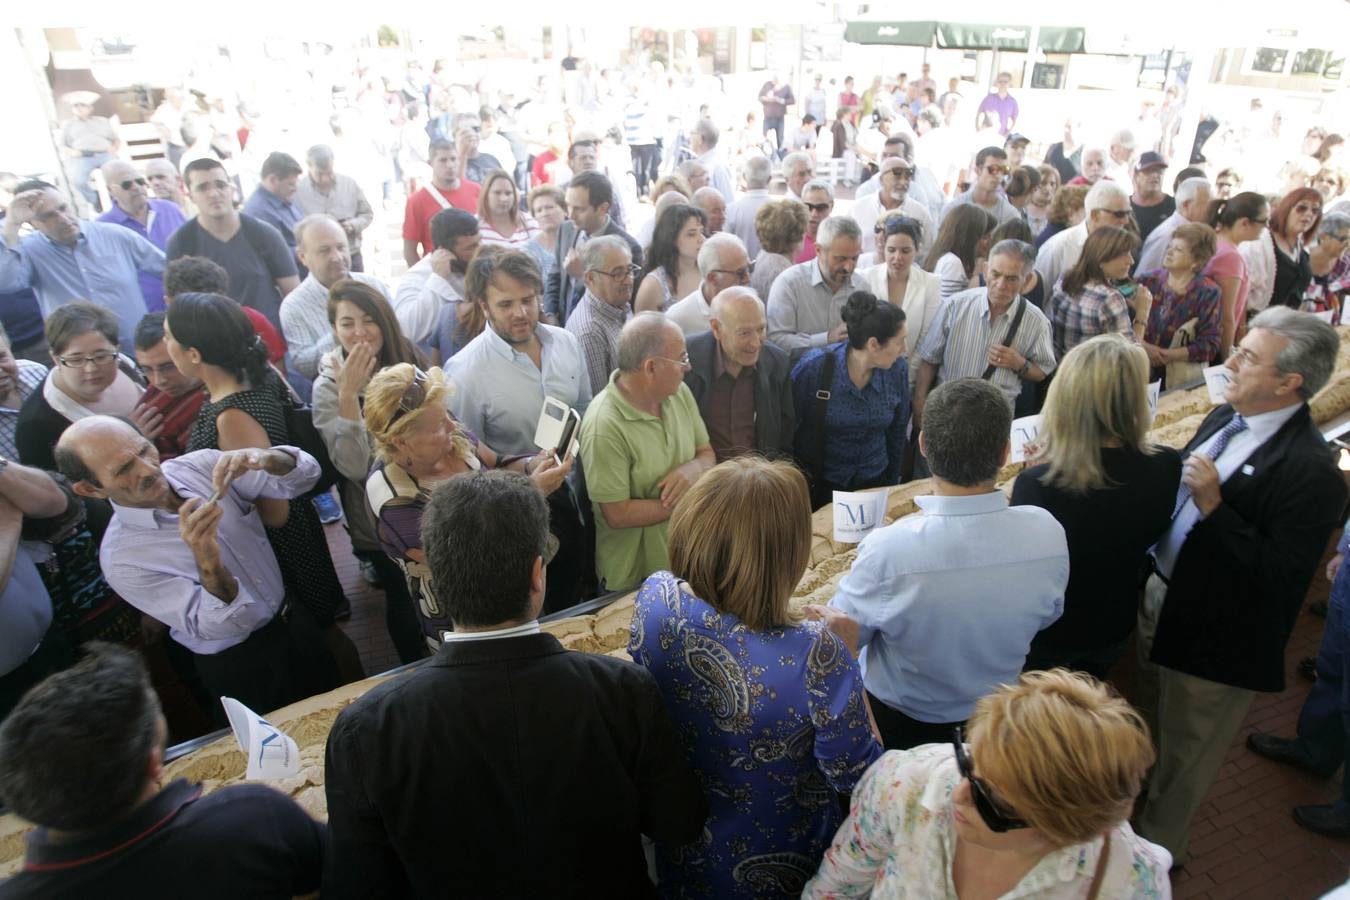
[953,727,1029,832]
[387,368,428,427]
[120,177,148,190]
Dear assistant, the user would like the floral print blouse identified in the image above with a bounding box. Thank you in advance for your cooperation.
[803,744,1173,899]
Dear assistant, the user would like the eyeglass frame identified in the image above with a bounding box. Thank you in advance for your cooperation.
[56,351,119,369]
[709,262,755,281]
[588,263,641,281]
[386,368,429,427]
[118,177,148,191]
[653,352,692,370]
[952,726,1029,833]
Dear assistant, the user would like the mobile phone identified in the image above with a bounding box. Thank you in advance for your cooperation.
[555,410,581,465]
[1113,278,1138,301]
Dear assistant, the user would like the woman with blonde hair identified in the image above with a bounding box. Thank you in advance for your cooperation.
[524,183,565,276]
[751,198,809,299]
[629,456,882,897]
[806,669,1172,897]
[1049,226,1151,358]
[364,364,571,649]
[476,168,537,251]
[1010,335,1180,678]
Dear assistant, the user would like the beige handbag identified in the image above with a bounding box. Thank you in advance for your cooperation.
[1165,317,1206,388]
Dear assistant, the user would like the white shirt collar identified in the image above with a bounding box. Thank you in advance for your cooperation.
[440,620,541,643]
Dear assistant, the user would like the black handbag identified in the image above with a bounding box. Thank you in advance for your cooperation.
[274,367,341,497]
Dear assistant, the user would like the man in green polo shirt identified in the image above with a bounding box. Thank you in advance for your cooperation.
[579,312,716,591]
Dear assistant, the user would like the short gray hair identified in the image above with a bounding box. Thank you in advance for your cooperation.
[816,216,861,251]
[1249,307,1340,400]
[697,233,747,276]
[1085,179,1128,213]
[306,144,334,168]
[1319,211,1350,238]
[580,234,630,272]
[802,179,835,202]
[989,239,1035,271]
[1176,177,1212,207]
[743,155,772,188]
[617,311,679,372]
[922,378,1012,486]
[782,151,812,174]
[692,118,720,148]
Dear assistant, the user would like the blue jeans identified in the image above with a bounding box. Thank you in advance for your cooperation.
[1295,554,1350,808]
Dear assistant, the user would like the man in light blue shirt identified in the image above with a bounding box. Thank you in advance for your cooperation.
[814,377,1067,750]
[444,249,591,613]
[0,182,164,350]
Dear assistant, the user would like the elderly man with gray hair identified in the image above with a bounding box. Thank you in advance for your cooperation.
[767,215,868,362]
[725,155,774,256]
[781,151,814,201]
[688,118,734,203]
[1035,179,1133,296]
[1139,307,1347,858]
[692,186,726,235]
[1135,177,1214,274]
[667,233,752,336]
[566,235,635,395]
[578,312,715,591]
[684,287,795,461]
[294,144,375,273]
[914,239,1055,421]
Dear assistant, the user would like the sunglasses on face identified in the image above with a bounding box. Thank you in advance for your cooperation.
[1102,209,1131,220]
[119,178,148,190]
[953,727,1028,832]
[805,202,832,214]
[387,368,428,427]
[984,165,1008,176]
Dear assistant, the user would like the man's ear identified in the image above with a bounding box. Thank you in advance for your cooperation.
[917,430,927,458]
[70,478,109,500]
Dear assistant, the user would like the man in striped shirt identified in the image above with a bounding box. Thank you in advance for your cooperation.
[913,239,1056,424]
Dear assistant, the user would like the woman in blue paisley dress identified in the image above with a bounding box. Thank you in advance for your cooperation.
[628,456,883,898]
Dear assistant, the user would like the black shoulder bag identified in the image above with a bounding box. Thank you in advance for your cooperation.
[980,297,1028,381]
[808,350,838,509]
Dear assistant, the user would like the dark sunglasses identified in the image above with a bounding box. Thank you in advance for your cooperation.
[120,177,148,190]
[953,727,1028,832]
[805,202,832,214]
[387,368,428,427]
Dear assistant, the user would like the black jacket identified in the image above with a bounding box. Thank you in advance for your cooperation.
[322,632,706,899]
[544,218,644,325]
[683,330,795,460]
[1151,403,1347,692]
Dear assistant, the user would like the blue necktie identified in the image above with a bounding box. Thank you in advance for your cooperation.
[1174,414,1247,516]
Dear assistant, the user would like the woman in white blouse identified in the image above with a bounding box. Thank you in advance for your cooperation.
[864,215,940,389]
[804,670,1172,899]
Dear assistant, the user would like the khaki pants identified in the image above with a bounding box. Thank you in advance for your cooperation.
[1136,574,1255,861]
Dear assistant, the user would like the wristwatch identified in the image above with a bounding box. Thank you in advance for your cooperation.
[1016,359,1031,378]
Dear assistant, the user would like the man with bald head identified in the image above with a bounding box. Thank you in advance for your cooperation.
[53,416,338,714]
[279,214,391,379]
[667,233,752,336]
[567,235,634,395]
[98,159,187,312]
[726,155,773,257]
[692,186,726,235]
[579,312,715,591]
[685,287,794,461]
[1,181,164,350]
[144,158,190,215]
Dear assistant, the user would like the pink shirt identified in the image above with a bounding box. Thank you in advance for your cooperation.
[1205,239,1250,324]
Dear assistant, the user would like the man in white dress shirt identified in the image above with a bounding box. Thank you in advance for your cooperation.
[393,208,481,347]
[667,234,752,336]
[849,157,935,260]
[1035,180,1132,294]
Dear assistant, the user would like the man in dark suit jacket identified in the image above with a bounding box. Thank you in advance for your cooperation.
[1136,307,1347,863]
[322,470,706,899]
[684,287,795,461]
[544,170,642,326]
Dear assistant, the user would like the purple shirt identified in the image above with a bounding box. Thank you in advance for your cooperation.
[99,198,186,312]
[977,92,1019,135]
[100,446,320,654]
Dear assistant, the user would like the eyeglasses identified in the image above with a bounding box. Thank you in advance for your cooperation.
[119,178,148,190]
[1102,208,1132,220]
[139,361,180,378]
[589,264,641,281]
[953,727,1028,832]
[57,351,118,369]
[1229,345,1272,369]
[1294,203,1322,215]
[710,263,755,281]
[387,368,428,426]
[654,352,692,369]
[805,202,832,214]
[984,165,1009,176]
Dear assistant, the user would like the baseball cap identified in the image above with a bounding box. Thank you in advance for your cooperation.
[1004,132,1030,146]
[1135,151,1167,172]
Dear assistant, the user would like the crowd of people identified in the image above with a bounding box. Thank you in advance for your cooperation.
[1,53,1350,898]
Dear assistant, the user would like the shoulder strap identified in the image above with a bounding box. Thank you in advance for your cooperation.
[1086,832,1111,900]
[981,297,1027,380]
[811,348,837,490]
[428,185,452,210]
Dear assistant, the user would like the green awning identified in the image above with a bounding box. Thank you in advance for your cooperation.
[843,20,938,46]
[845,20,1086,53]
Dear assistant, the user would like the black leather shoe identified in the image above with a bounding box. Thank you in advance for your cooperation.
[1294,804,1350,838]
[1246,733,1336,777]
